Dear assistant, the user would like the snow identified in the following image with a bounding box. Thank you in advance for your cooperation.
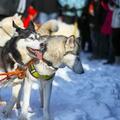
[0,52,120,120]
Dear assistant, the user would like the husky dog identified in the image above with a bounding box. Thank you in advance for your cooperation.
[1,21,37,73]
[1,19,59,110]
[0,21,45,115]
[17,35,84,120]
[0,15,23,46]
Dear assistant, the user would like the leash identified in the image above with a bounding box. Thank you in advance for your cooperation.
[0,59,37,84]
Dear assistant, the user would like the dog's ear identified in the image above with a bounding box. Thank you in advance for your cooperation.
[13,20,24,34]
[65,35,75,48]
[27,21,35,32]
[13,20,19,29]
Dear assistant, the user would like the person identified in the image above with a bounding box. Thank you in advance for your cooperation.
[111,0,120,64]
[78,0,92,52]
[0,0,19,20]
[37,0,60,24]
[100,0,115,64]
[17,0,42,28]
[17,0,26,15]
[88,0,107,60]
[58,0,88,24]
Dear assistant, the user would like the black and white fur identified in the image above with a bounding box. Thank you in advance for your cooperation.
[1,21,37,73]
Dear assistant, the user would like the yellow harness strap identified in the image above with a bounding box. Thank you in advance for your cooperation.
[29,64,55,80]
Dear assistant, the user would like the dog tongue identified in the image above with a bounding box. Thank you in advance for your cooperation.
[34,50,43,60]
[27,47,43,60]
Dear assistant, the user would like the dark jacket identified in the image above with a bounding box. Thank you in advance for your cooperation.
[0,0,19,16]
[37,0,60,14]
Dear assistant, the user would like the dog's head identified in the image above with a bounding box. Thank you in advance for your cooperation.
[27,35,84,74]
[11,22,45,63]
[13,21,43,50]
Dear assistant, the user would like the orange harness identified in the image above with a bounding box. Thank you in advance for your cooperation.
[0,59,37,84]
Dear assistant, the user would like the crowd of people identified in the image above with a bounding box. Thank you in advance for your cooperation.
[1,0,120,65]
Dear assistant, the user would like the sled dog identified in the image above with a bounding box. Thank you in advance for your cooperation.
[0,22,45,116]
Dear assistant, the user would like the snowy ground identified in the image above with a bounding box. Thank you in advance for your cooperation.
[0,52,120,120]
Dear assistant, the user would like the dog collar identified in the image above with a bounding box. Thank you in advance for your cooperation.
[29,64,55,80]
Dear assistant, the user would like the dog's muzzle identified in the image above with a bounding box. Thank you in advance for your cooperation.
[73,56,84,74]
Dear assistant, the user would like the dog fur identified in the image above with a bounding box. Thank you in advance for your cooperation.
[36,20,59,36]
[36,19,79,37]
[51,20,79,37]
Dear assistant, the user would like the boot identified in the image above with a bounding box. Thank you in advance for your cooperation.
[115,56,120,64]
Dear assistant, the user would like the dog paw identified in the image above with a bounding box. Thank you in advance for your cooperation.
[19,113,28,120]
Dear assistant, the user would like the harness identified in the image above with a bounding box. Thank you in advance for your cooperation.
[0,59,36,84]
[29,64,55,80]
[0,56,55,84]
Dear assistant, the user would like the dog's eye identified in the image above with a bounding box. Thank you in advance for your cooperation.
[29,34,35,40]
[30,37,34,40]
[35,34,40,39]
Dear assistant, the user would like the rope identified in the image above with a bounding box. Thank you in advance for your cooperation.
[0,59,37,84]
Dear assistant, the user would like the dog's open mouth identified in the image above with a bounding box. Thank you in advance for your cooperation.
[26,47,43,60]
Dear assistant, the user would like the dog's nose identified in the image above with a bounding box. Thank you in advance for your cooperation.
[39,43,46,52]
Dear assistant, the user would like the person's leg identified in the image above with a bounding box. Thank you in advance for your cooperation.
[115,28,120,63]
[77,17,87,51]
[112,28,120,64]
[112,29,118,55]
[90,29,96,55]
[103,35,115,64]
[87,29,101,60]
[94,31,101,58]
[107,36,115,61]
[117,29,120,56]
[99,34,109,59]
